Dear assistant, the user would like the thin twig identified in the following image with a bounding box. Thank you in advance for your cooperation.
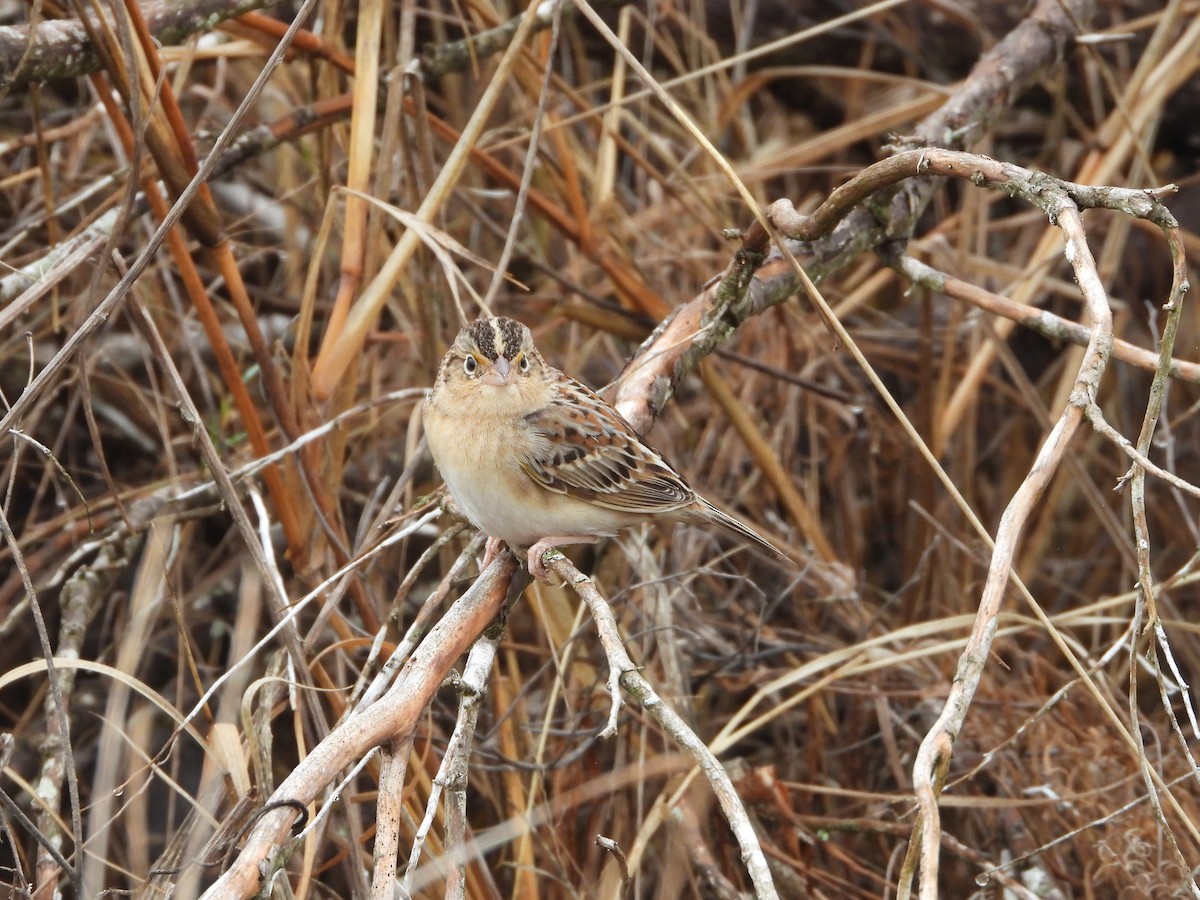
[545,550,779,900]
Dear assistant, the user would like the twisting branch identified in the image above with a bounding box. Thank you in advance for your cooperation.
[711,144,1189,896]
[905,200,1106,892]
[759,146,1193,898]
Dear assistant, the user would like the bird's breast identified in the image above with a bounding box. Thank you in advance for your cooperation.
[424,401,630,546]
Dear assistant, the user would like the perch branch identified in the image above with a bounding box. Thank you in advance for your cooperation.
[198,554,520,899]
[545,550,779,900]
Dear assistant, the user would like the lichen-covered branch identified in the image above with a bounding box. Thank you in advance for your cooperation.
[0,0,284,89]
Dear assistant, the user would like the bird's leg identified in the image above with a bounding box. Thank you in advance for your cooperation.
[482,536,507,570]
[526,535,601,583]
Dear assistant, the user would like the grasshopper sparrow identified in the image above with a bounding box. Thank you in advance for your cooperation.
[423,316,789,581]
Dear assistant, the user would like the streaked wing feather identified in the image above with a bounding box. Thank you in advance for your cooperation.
[521,372,695,514]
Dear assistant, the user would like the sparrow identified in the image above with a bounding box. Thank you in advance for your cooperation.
[422,316,789,581]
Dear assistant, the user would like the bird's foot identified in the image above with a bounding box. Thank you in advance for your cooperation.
[526,535,600,583]
[482,536,507,571]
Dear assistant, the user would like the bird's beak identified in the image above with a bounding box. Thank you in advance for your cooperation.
[482,356,512,386]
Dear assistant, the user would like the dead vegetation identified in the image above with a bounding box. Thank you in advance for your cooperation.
[2,0,1200,897]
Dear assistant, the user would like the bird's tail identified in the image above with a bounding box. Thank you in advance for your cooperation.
[699,502,791,564]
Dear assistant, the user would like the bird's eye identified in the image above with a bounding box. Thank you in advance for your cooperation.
[517,353,530,373]
[463,356,478,376]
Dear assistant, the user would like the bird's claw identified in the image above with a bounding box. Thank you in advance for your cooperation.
[526,540,558,584]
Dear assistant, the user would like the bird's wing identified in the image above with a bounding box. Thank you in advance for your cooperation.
[520,372,696,515]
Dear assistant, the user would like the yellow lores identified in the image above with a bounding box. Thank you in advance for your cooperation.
[423,316,788,581]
